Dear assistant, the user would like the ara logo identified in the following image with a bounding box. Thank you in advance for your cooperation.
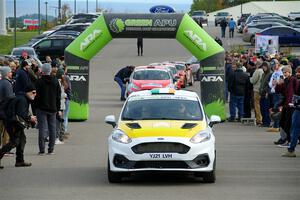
[69,75,87,82]
[80,29,102,51]
[201,76,223,82]
[184,30,206,51]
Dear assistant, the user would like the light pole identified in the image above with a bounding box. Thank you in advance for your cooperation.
[45,1,48,29]
[38,0,41,34]
[86,0,88,13]
[14,0,16,47]
[96,0,98,12]
[74,0,76,14]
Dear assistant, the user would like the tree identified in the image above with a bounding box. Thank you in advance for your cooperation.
[61,3,72,24]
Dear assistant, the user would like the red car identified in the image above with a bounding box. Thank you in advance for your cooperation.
[127,66,175,95]
[174,63,194,88]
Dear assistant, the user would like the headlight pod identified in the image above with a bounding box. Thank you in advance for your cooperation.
[112,129,132,144]
[190,131,211,144]
[129,83,140,90]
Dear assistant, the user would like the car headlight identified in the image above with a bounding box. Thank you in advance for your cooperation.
[167,83,175,88]
[128,83,140,91]
[190,131,211,144]
[112,129,132,144]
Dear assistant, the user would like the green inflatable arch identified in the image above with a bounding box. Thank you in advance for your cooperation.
[65,13,226,120]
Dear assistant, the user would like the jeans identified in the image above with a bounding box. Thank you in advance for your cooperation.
[229,28,234,38]
[288,110,300,152]
[260,95,271,126]
[229,94,244,119]
[114,76,126,99]
[37,109,56,153]
[63,99,70,133]
[221,28,226,38]
[0,125,26,162]
[137,44,143,56]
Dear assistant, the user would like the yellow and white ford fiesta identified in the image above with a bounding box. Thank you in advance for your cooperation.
[105,88,221,183]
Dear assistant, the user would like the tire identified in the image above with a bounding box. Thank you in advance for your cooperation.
[107,159,127,183]
[202,155,216,183]
[250,36,255,46]
[215,22,217,27]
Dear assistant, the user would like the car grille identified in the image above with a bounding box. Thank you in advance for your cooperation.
[131,142,190,154]
[134,161,190,169]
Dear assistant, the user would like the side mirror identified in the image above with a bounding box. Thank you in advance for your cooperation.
[105,115,117,128]
[209,115,221,127]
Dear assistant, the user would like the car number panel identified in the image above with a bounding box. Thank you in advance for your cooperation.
[149,153,174,159]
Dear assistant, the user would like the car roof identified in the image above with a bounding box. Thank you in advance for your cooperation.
[135,66,167,70]
[12,47,35,50]
[129,89,199,99]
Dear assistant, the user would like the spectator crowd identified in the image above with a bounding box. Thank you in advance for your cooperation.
[0,52,72,168]
[225,50,300,157]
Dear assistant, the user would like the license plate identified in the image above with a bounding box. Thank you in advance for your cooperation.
[149,153,173,159]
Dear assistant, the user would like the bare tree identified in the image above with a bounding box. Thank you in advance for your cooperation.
[61,3,72,24]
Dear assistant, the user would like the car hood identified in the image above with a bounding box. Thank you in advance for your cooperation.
[118,120,207,138]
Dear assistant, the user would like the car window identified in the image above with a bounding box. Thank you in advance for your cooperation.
[133,70,170,80]
[122,99,203,120]
[12,49,35,56]
[175,64,185,71]
[52,39,64,47]
[64,39,73,47]
[217,12,229,16]
[37,40,51,48]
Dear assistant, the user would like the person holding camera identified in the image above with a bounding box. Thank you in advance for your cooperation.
[0,84,37,168]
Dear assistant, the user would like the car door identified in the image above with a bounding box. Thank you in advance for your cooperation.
[33,39,51,61]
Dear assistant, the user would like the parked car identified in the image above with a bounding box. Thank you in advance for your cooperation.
[10,47,39,59]
[288,12,300,20]
[65,13,100,24]
[242,22,284,45]
[214,12,231,26]
[191,10,209,25]
[161,63,181,90]
[31,35,75,61]
[105,88,221,183]
[126,66,175,95]
[256,26,300,47]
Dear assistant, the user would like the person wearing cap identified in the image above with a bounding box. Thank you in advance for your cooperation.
[227,61,249,122]
[250,60,264,125]
[274,65,298,147]
[15,60,31,95]
[35,63,61,155]
[114,65,135,101]
[0,83,37,168]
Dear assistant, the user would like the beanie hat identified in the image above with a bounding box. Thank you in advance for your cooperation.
[24,83,36,93]
[42,63,51,75]
[0,66,12,78]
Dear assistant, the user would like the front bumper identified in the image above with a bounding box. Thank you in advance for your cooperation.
[108,136,215,172]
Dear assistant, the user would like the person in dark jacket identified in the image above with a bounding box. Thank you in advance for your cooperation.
[259,62,272,127]
[114,66,135,101]
[15,60,31,95]
[0,66,15,160]
[137,37,143,56]
[228,62,249,121]
[0,84,37,168]
[35,63,61,155]
[282,66,300,157]
[275,65,298,145]
[220,18,227,38]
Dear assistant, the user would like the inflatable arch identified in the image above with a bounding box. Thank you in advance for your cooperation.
[65,13,226,120]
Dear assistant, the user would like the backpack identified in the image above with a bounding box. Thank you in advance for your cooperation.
[0,97,15,120]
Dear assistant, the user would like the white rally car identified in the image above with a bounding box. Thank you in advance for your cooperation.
[105,88,221,183]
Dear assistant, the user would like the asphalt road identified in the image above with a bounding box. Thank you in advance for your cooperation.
[0,27,299,200]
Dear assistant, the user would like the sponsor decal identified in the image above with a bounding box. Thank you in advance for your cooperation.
[80,29,103,51]
[184,30,207,51]
[149,5,176,13]
[201,75,223,82]
[69,75,87,82]
[109,18,177,33]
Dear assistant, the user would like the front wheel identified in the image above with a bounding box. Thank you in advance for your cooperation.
[107,159,129,183]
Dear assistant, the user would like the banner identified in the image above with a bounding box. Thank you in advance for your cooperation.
[255,34,279,55]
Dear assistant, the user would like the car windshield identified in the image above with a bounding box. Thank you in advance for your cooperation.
[12,49,35,56]
[133,70,170,80]
[192,11,205,16]
[175,64,185,70]
[122,98,203,121]
[217,12,229,16]
[168,67,177,75]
